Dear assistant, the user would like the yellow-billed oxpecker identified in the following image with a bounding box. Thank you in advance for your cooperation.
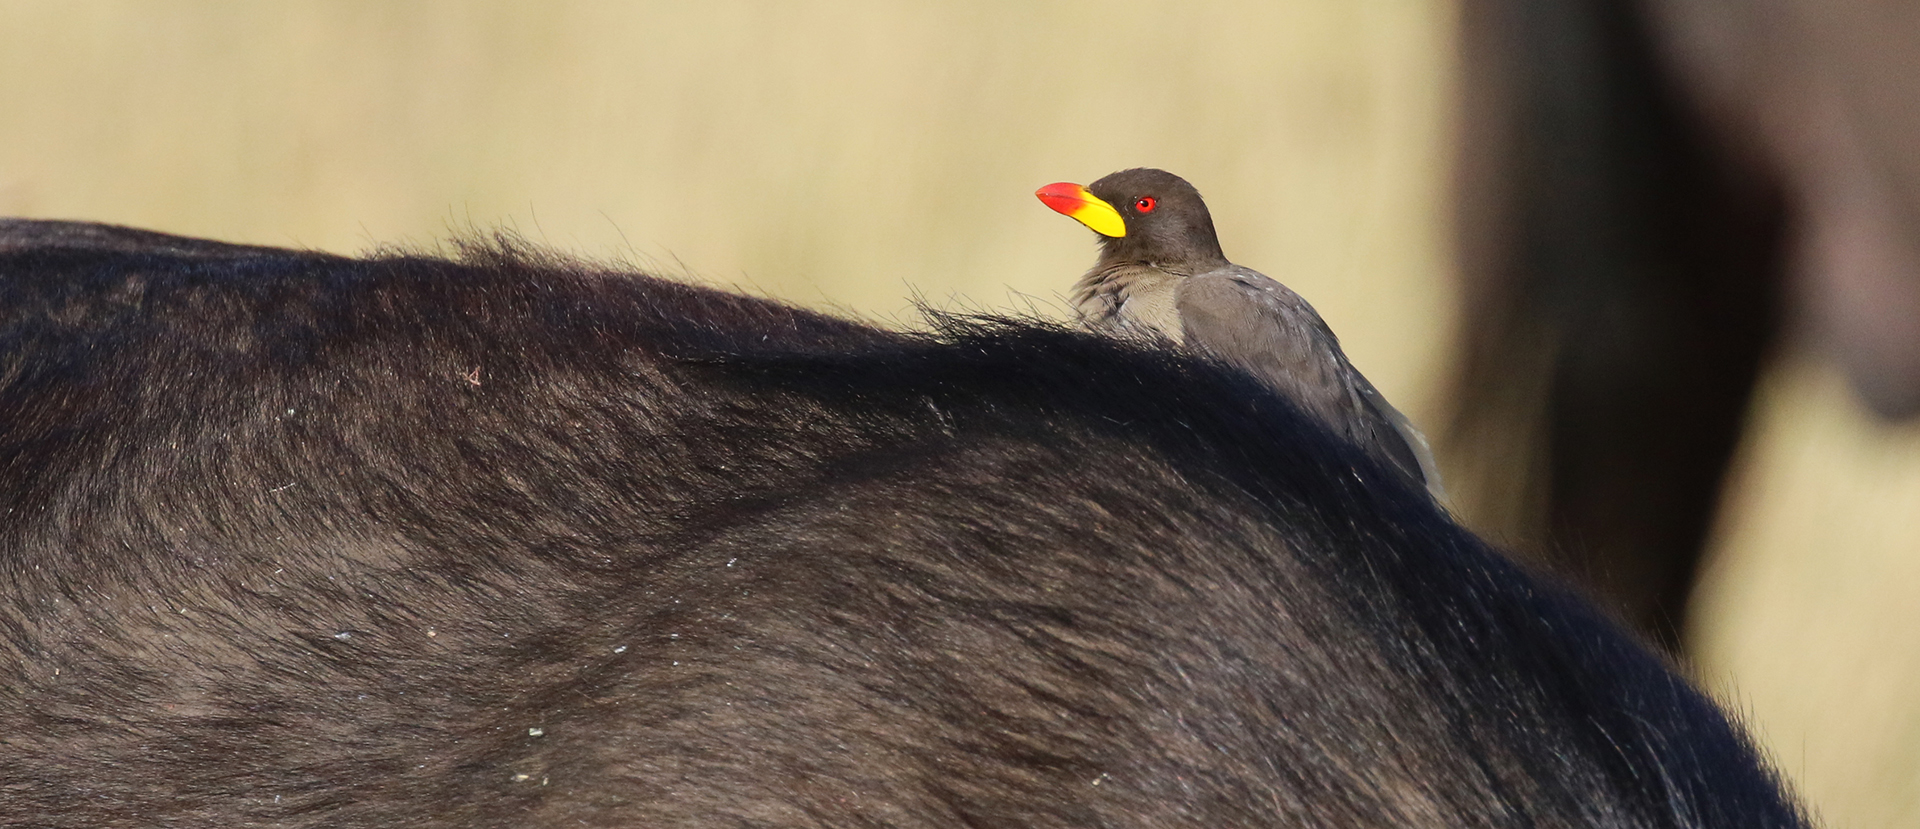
[1037,167,1441,496]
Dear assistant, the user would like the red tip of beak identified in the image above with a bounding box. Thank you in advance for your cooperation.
[1035,182,1091,216]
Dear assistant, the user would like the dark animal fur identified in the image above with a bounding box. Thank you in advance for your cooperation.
[0,220,1804,827]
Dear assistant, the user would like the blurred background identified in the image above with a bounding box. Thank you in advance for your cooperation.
[2,2,1914,825]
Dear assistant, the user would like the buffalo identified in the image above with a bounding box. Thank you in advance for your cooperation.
[0,219,1804,827]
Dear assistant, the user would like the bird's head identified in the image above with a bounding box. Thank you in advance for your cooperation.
[1036,168,1227,270]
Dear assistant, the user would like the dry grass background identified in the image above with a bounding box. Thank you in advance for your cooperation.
[1696,356,1920,828]
[1,2,1914,826]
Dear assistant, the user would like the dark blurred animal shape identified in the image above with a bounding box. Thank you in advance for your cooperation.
[1450,0,1920,652]
[0,220,1806,827]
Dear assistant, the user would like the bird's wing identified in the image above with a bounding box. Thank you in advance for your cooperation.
[1175,267,1435,489]
[1350,362,1446,500]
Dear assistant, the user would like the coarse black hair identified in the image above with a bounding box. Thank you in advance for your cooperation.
[0,220,1805,827]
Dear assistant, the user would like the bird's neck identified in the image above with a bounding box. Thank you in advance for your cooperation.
[1096,224,1229,272]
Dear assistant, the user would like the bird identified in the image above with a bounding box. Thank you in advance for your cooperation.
[1036,167,1441,496]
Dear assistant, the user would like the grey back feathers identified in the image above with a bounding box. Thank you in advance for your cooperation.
[1063,168,1442,497]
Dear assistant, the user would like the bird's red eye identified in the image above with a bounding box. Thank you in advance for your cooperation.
[1135,197,1157,213]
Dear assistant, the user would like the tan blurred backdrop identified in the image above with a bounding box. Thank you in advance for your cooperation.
[1,2,1914,826]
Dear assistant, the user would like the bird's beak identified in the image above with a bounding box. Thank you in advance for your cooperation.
[1035,182,1126,238]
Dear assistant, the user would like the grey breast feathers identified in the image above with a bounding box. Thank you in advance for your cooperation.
[1072,262,1187,344]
